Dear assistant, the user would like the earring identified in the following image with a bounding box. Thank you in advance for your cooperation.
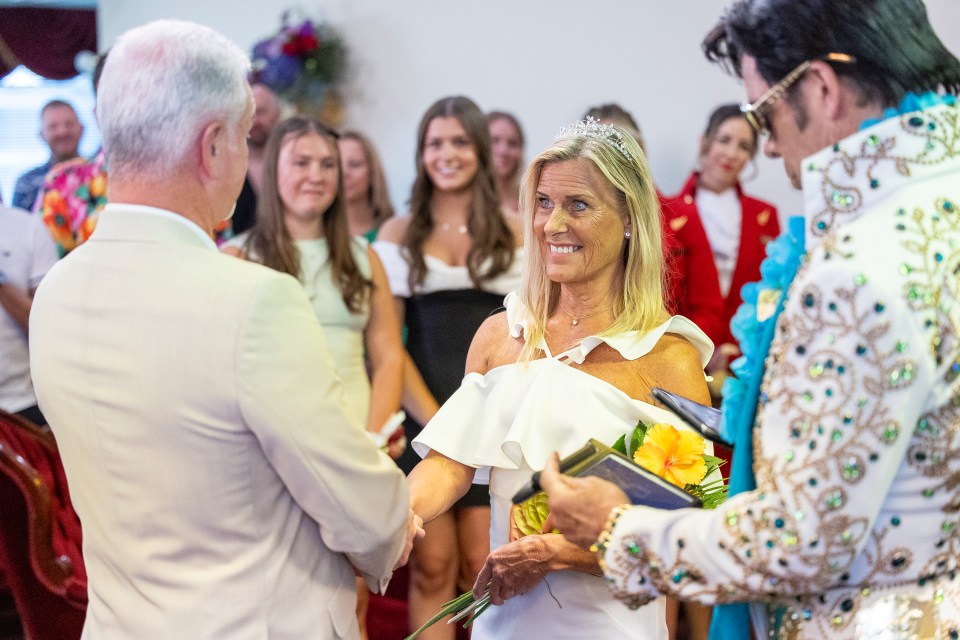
[624,230,631,239]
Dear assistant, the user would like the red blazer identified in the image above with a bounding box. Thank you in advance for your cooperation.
[661,173,779,349]
[659,189,725,348]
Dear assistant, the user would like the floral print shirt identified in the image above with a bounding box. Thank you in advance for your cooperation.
[39,151,233,257]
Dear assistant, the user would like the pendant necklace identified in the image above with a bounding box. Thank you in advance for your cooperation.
[559,304,614,326]
[439,222,468,234]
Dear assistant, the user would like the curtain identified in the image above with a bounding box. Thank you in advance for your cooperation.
[0,8,97,80]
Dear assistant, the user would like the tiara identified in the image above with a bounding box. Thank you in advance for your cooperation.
[556,116,633,161]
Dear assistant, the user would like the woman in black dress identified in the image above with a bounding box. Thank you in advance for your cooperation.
[375,95,522,638]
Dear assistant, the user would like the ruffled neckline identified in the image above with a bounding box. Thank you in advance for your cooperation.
[503,291,714,367]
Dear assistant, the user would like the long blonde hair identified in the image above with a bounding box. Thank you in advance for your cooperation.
[518,125,665,361]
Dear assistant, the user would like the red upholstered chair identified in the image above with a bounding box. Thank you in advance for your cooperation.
[0,410,86,640]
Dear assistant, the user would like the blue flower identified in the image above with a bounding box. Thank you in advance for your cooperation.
[721,216,805,462]
[260,54,301,91]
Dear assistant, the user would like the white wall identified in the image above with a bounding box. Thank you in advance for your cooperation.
[98,0,960,220]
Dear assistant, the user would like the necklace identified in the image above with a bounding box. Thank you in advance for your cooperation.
[559,304,614,326]
[438,222,468,234]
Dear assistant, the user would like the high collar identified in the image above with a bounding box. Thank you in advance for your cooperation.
[800,102,960,251]
[677,171,743,204]
[89,203,217,250]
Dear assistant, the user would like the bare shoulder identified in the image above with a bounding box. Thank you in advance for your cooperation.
[465,311,523,375]
[376,215,410,243]
[647,333,710,404]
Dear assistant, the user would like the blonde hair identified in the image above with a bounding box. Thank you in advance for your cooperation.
[518,125,665,362]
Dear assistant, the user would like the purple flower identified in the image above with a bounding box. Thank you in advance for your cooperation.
[260,54,301,91]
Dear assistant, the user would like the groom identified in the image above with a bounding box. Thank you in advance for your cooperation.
[30,19,421,640]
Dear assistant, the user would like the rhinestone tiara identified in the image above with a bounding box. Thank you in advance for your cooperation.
[556,116,633,162]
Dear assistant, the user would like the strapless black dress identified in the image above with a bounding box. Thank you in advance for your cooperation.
[397,288,504,507]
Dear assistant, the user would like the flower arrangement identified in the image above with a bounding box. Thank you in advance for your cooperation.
[250,14,347,113]
[405,420,727,638]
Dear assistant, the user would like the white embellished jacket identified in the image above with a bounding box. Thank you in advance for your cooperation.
[602,103,960,639]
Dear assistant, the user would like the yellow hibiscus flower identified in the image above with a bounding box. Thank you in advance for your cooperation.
[633,423,707,488]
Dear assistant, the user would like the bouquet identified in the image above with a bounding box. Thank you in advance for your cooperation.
[250,14,346,109]
[405,421,728,638]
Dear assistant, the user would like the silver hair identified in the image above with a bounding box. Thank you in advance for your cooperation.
[96,19,251,181]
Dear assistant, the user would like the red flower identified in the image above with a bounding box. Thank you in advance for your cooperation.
[282,40,299,55]
[298,34,318,51]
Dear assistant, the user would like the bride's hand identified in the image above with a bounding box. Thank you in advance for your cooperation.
[472,535,552,605]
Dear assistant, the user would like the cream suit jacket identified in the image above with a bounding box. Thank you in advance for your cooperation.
[29,204,409,640]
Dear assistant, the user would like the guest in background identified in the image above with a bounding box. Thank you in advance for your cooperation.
[376,95,522,638]
[29,20,419,639]
[339,130,395,242]
[231,82,283,235]
[224,116,407,639]
[584,103,726,352]
[224,116,405,453]
[36,54,109,257]
[662,104,779,385]
[0,204,58,425]
[487,111,524,215]
[13,100,84,212]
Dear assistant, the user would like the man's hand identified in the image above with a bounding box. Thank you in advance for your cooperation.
[472,535,552,606]
[394,510,425,570]
[539,452,630,550]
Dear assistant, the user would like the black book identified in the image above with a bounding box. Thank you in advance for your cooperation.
[512,439,702,510]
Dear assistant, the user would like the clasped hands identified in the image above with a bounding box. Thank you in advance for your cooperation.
[394,509,425,570]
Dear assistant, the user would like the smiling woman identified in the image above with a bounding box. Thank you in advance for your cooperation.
[373,95,522,640]
[222,114,406,443]
[402,118,713,639]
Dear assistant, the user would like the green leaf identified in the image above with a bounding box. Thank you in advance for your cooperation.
[628,423,648,457]
[611,434,627,455]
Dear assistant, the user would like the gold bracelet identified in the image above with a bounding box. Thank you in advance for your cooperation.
[589,503,632,562]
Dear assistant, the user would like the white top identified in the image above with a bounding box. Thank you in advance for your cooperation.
[372,239,523,297]
[0,205,58,412]
[413,291,712,639]
[695,187,741,297]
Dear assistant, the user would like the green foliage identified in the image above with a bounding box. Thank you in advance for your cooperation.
[627,420,649,457]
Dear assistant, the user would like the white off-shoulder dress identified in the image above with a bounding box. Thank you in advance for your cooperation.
[412,292,714,640]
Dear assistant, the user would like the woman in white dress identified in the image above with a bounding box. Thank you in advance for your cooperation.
[222,117,406,640]
[405,120,713,639]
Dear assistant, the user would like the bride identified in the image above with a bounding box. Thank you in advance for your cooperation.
[406,118,712,639]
